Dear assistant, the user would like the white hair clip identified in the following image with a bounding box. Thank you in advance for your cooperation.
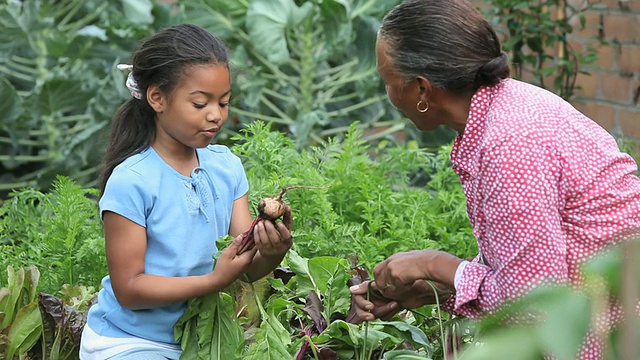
[117,64,142,100]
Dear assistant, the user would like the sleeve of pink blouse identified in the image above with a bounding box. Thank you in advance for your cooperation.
[442,138,568,319]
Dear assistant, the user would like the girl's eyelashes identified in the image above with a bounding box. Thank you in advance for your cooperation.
[192,99,231,109]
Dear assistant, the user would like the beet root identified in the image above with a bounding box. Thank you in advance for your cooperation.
[258,197,287,221]
[236,184,328,256]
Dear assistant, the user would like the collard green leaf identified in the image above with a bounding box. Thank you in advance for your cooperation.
[1,266,24,329]
[176,292,243,360]
[204,292,243,360]
[244,310,292,359]
[119,0,153,25]
[323,260,351,321]
[319,0,350,45]
[245,0,313,65]
[182,0,248,39]
[382,349,431,359]
[288,250,318,297]
[352,15,381,69]
[23,265,39,305]
[39,79,89,115]
[376,321,430,348]
[307,256,345,295]
[0,77,21,125]
[5,301,42,360]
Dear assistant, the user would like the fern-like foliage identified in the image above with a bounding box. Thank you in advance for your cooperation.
[0,176,105,294]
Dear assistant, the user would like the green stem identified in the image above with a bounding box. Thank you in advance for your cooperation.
[305,335,320,360]
[299,18,316,118]
[425,280,447,359]
[363,282,372,360]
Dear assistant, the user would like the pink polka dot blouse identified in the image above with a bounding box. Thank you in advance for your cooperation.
[441,78,640,358]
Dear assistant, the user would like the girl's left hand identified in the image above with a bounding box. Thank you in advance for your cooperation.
[253,206,293,257]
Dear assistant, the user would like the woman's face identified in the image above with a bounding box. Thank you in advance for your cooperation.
[376,37,437,131]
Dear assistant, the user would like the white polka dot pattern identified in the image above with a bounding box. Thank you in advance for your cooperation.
[441,79,640,359]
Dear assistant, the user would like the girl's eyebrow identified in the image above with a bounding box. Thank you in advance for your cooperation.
[189,89,232,97]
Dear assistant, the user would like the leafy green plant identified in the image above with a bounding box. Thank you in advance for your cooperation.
[0,0,178,193]
[0,176,106,294]
[484,0,605,100]
[35,286,97,360]
[0,265,42,360]
[180,0,405,148]
[176,249,433,359]
[233,121,476,270]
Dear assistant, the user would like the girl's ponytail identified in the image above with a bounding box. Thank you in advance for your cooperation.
[98,98,155,195]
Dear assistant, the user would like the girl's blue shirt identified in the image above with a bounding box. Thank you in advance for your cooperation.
[85,144,249,345]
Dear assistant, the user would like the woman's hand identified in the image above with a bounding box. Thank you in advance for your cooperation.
[348,279,453,324]
[348,280,402,323]
[253,206,293,257]
[373,250,461,295]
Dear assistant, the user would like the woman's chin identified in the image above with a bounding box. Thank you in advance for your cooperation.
[412,120,439,132]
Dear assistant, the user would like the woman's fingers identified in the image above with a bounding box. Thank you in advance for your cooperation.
[349,281,401,322]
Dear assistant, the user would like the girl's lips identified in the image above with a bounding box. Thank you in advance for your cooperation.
[203,129,218,137]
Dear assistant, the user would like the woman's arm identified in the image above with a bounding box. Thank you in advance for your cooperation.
[104,211,256,310]
[444,138,567,319]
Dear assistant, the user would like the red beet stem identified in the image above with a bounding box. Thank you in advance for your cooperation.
[237,216,263,255]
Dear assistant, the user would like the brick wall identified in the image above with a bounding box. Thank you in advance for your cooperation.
[474,0,639,140]
[570,0,640,139]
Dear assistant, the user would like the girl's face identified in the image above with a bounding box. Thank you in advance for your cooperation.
[153,63,231,152]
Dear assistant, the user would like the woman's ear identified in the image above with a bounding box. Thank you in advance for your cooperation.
[415,76,432,103]
[147,85,165,113]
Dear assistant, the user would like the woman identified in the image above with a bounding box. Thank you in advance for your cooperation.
[349,0,640,358]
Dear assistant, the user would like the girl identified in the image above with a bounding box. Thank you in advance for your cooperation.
[80,24,293,360]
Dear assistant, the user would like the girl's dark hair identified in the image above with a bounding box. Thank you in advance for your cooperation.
[99,24,229,195]
[379,0,510,94]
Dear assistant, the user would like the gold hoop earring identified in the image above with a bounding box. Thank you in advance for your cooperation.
[417,101,429,113]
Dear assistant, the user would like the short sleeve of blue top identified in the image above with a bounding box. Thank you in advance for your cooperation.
[85,145,249,345]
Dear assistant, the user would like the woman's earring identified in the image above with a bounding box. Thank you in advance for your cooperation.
[417,100,429,113]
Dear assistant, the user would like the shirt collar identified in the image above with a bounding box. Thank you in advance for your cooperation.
[450,80,503,178]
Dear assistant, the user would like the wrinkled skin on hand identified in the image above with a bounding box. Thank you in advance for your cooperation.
[348,279,453,324]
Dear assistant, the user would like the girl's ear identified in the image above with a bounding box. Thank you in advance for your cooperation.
[415,75,433,103]
[147,85,165,113]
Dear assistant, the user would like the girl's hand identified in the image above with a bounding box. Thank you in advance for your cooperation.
[253,206,293,257]
[211,235,258,289]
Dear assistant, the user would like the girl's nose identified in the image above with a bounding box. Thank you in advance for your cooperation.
[206,107,222,122]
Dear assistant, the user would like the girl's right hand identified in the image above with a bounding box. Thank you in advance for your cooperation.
[210,234,258,289]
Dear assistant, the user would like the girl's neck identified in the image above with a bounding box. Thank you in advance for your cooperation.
[151,140,199,177]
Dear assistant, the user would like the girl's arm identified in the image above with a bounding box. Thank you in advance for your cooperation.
[104,211,256,310]
[229,195,293,281]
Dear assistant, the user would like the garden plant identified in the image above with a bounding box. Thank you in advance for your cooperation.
[1,0,638,359]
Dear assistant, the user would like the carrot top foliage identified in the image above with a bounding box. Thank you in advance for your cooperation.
[233,121,476,270]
